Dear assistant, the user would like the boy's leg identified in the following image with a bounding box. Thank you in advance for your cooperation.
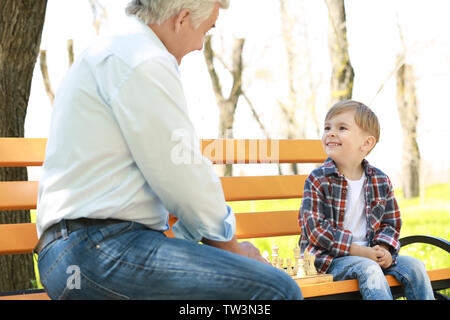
[327,255,393,299]
[38,221,302,300]
[383,255,434,300]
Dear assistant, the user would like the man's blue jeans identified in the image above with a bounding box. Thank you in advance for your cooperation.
[37,221,302,300]
[327,255,435,300]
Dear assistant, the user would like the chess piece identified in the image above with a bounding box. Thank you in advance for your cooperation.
[304,250,318,275]
[293,245,301,261]
[293,246,301,275]
[286,258,294,276]
[296,258,306,278]
[271,244,279,266]
[277,257,284,271]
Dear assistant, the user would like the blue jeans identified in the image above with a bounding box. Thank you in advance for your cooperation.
[37,221,302,300]
[327,255,434,300]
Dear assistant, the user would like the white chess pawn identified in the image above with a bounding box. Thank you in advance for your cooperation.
[277,257,284,271]
[293,246,301,261]
[293,246,301,274]
[286,258,294,276]
[271,244,279,266]
[296,258,306,278]
[304,250,318,275]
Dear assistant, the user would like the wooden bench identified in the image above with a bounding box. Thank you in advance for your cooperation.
[0,137,449,300]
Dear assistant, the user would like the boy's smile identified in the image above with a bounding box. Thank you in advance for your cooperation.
[321,110,371,178]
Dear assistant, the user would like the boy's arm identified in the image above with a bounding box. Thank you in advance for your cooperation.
[300,175,353,257]
[373,177,402,263]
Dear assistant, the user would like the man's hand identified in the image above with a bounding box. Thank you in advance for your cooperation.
[202,236,271,265]
[235,241,271,264]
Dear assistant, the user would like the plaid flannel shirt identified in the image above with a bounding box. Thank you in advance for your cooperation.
[298,158,402,273]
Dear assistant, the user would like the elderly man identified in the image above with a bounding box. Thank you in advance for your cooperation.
[35,0,302,300]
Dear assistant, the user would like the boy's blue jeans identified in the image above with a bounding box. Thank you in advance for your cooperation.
[327,255,435,300]
[37,221,302,300]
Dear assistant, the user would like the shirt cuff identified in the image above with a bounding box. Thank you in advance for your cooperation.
[171,205,236,242]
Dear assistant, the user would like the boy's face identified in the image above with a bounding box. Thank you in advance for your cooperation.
[321,110,371,165]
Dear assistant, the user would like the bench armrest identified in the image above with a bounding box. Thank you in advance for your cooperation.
[399,235,450,253]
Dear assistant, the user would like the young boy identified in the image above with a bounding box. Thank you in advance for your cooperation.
[298,100,434,299]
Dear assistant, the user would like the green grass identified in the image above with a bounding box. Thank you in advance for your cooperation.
[31,183,449,298]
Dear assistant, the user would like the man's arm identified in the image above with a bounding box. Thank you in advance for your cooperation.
[111,57,235,243]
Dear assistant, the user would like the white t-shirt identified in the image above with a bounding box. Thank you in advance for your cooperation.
[343,173,368,246]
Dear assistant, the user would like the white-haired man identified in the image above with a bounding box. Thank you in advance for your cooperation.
[35,0,302,300]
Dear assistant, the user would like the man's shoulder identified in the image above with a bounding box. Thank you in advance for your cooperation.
[85,34,174,70]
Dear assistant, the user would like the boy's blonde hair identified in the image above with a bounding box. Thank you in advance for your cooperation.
[325,100,380,143]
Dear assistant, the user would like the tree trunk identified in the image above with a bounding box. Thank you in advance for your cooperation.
[396,62,420,198]
[204,35,244,176]
[0,0,48,292]
[325,0,354,108]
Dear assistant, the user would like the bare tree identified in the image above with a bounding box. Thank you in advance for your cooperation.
[40,0,104,106]
[39,50,55,105]
[368,12,422,199]
[203,35,245,176]
[396,62,420,198]
[278,0,323,174]
[325,0,354,108]
[395,15,421,199]
[0,0,48,292]
[89,0,108,35]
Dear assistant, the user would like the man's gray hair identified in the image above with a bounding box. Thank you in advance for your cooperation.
[126,0,230,28]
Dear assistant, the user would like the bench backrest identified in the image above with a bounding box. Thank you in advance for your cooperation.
[0,138,326,255]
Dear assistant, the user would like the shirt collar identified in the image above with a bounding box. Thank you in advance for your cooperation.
[122,15,169,53]
[323,157,374,177]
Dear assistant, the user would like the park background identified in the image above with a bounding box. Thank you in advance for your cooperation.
[16,0,450,296]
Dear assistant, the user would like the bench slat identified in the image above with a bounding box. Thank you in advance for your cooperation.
[200,139,326,164]
[0,210,301,255]
[165,210,301,240]
[0,138,47,167]
[235,210,300,238]
[0,268,448,300]
[0,138,326,167]
[0,175,307,211]
[222,175,306,201]
[0,181,39,210]
[0,223,38,255]
[300,268,450,299]
[0,292,51,300]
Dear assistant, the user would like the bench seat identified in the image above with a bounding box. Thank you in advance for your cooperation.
[0,138,448,300]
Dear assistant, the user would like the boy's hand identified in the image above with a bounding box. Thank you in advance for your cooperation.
[374,245,392,269]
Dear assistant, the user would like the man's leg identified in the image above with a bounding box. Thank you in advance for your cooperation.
[38,221,302,300]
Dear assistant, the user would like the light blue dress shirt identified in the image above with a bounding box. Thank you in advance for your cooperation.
[36,16,235,242]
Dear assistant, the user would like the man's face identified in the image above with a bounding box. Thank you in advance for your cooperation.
[181,3,220,55]
[321,110,368,165]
